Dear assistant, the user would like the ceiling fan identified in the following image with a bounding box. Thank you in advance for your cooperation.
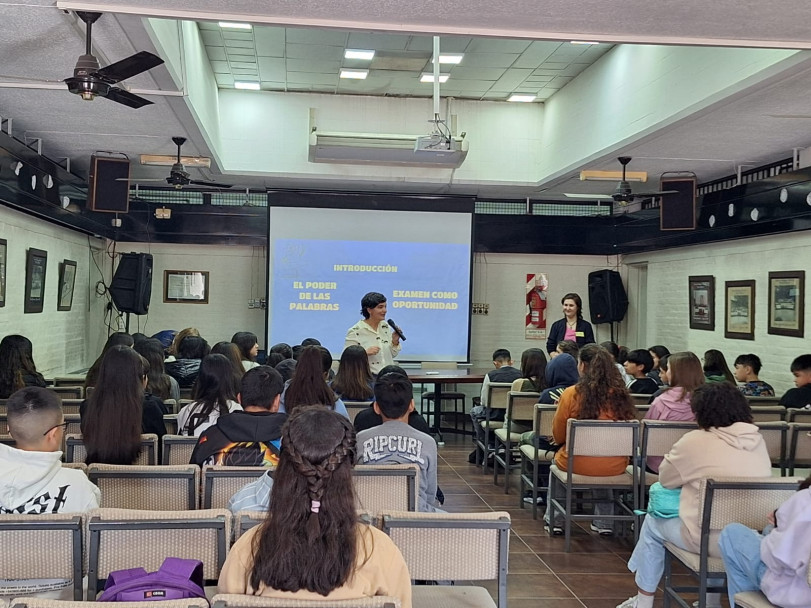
[565,157,678,204]
[64,11,164,108]
[126,137,233,189]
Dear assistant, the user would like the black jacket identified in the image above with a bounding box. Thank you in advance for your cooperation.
[165,358,201,388]
[354,409,431,434]
[546,317,595,354]
[190,410,287,467]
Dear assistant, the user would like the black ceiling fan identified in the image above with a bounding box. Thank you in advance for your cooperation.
[610,156,678,203]
[127,137,234,189]
[64,11,164,109]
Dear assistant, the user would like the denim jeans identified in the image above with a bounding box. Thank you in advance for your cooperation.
[718,523,767,607]
[627,515,687,593]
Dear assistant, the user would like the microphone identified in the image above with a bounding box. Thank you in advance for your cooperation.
[387,318,407,341]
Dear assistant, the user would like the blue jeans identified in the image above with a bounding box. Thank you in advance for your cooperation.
[627,515,687,593]
[719,523,767,608]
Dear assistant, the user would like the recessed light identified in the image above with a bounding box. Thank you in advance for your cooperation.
[508,94,536,102]
[234,82,260,90]
[344,49,375,61]
[420,73,449,83]
[219,22,252,30]
[340,69,369,80]
[438,54,464,65]
[570,40,599,45]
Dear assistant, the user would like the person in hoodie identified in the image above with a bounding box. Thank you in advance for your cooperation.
[718,475,811,608]
[617,382,771,608]
[190,365,285,467]
[643,352,705,473]
[0,387,100,598]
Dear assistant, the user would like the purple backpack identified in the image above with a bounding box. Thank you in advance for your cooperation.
[98,557,207,603]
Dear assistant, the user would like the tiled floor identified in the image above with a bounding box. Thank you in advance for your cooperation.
[433,429,729,608]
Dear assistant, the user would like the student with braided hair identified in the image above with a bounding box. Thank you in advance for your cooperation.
[218,406,411,606]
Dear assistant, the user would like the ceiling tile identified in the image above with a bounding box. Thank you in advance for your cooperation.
[370,53,430,71]
[443,79,494,92]
[492,68,534,90]
[206,46,227,61]
[258,58,286,81]
[347,32,409,50]
[221,31,254,42]
[540,62,572,70]
[406,36,472,53]
[550,76,574,87]
[481,91,508,100]
[286,58,341,73]
[466,39,531,53]
[214,73,234,86]
[447,66,505,81]
[259,81,287,89]
[200,30,223,46]
[286,27,348,46]
[287,72,340,86]
[286,43,344,60]
[197,22,219,31]
[254,26,285,57]
[210,60,231,74]
[231,67,259,76]
[524,75,554,83]
[460,53,519,68]
[230,61,258,70]
[226,48,257,58]
[512,41,564,68]
[225,38,255,49]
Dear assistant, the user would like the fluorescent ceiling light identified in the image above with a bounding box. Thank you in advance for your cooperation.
[580,170,647,182]
[344,49,375,60]
[420,73,449,83]
[340,69,368,79]
[438,54,464,64]
[570,40,599,45]
[219,22,252,30]
[508,94,536,102]
[234,81,260,90]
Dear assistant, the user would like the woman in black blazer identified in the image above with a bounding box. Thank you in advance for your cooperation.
[546,292,595,355]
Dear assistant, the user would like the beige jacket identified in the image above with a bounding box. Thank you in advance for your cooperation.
[658,422,771,555]
[218,524,412,608]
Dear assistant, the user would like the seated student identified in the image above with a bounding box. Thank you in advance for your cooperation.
[624,349,659,395]
[551,340,579,359]
[602,340,632,385]
[84,332,133,390]
[269,342,293,360]
[190,365,286,467]
[647,345,671,386]
[177,354,242,436]
[280,346,347,418]
[165,335,210,388]
[211,341,246,382]
[778,354,811,409]
[469,348,522,463]
[0,334,47,399]
[0,387,101,600]
[356,372,441,512]
[718,475,811,608]
[219,407,411,607]
[134,338,180,401]
[331,345,375,402]
[232,331,261,372]
[353,365,431,435]
[703,349,735,384]
[648,354,670,401]
[511,348,548,393]
[734,353,775,396]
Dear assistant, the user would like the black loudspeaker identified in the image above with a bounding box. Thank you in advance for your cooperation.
[588,269,628,324]
[87,155,130,213]
[110,253,153,315]
[660,178,696,230]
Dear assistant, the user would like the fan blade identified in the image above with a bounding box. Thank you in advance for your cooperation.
[563,193,613,200]
[633,189,679,197]
[105,87,153,108]
[119,178,165,182]
[96,51,164,84]
[188,180,233,189]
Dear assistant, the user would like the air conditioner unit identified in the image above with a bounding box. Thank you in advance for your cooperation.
[308,129,468,167]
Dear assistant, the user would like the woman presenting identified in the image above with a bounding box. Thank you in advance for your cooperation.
[545,292,595,355]
[344,292,401,375]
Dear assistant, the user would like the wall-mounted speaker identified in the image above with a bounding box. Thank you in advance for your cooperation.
[87,155,130,213]
[588,269,628,324]
[110,253,153,315]
[660,178,696,230]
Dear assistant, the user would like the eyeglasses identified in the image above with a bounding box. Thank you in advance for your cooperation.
[43,421,69,436]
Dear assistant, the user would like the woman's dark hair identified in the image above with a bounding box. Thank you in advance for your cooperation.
[231,331,259,362]
[331,345,374,401]
[561,292,583,319]
[519,348,548,393]
[617,346,630,364]
[600,341,620,360]
[270,343,293,360]
[691,382,753,429]
[82,345,147,465]
[360,292,386,319]
[665,352,704,398]
[250,406,357,595]
[703,349,735,383]
[267,352,285,368]
[84,332,134,389]
[377,364,408,378]
[648,345,671,367]
[186,354,240,435]
[284,345,338,415]
[301,337,321,347]
[0,335,45,399]
[211,341,245,381]
[133,338,172,399]
[576,344,635,421]
[178,335,210,360]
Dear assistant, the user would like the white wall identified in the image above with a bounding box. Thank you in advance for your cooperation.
[0,206,108,376]
[624,232,811,395]
[114,242,267,347]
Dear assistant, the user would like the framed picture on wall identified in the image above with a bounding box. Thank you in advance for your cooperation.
[768,270,805,337]
[725,279,755,340]
[688,275,715,330]
[57,259,77,311]
[24,248,47,314]
[163,270,209,304]
[0,238,6,308]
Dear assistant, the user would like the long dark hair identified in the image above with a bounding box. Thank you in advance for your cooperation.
[133,338,172,399]
[519,348,548,392]
[331,345,374,401]
[284,346,337,415]
[211,341,245,381]
[703,349,735,383]
[82,345,146,465]
[231,331,258,362]
[84,332,134,389]
[575,344,635,421]
[0,335,44,399]
[250,406,357,595]
[186,354,240,435]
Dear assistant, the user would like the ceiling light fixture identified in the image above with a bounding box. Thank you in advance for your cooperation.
[508,94,536,102]
[420,73,449,83]
[570,40,599,45]
[439,54,464,64]
[219,22,252,30]
[234,82,260,90]
[344,49,375,60]
[340,69,369,79]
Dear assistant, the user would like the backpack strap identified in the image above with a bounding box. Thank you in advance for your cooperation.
[159,558,205,588]
[105,568,149,587]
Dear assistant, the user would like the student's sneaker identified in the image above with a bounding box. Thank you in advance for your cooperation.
[616,598,638,608]
[692,598,722,608]
[522,493,545,505]
[590,523,614,536]
[543,523,563,535]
